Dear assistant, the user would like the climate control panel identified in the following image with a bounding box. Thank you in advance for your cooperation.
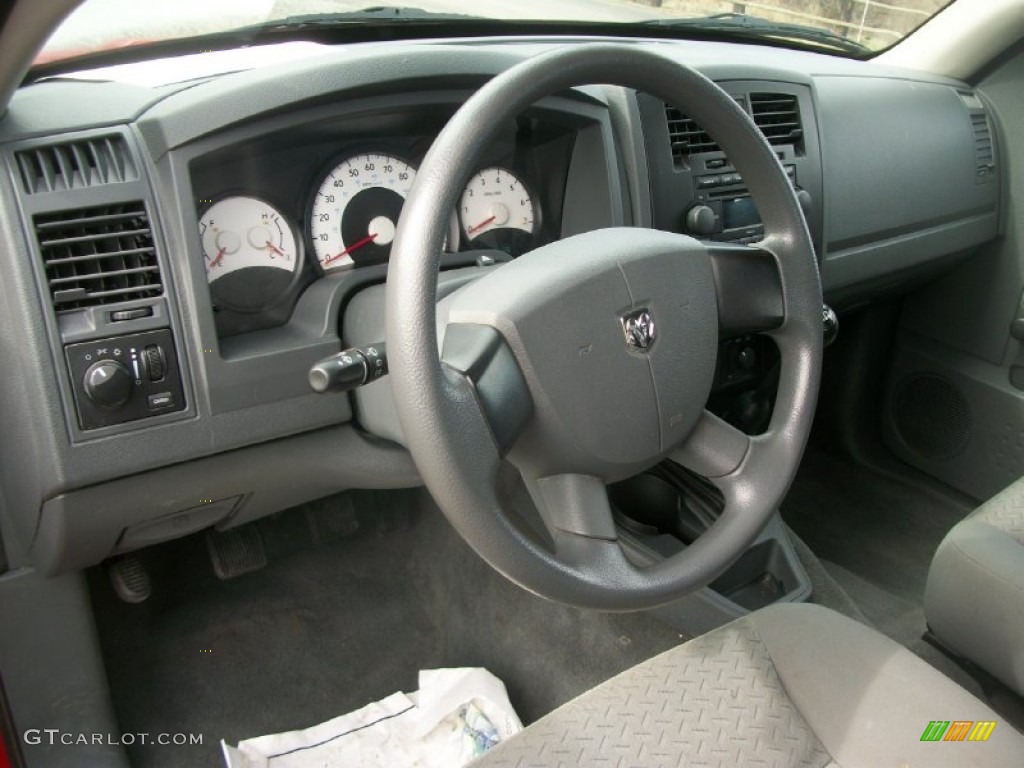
[65,329,185,430]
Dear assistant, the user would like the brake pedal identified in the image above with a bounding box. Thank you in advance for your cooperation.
[305,495,359,543]
[108,555,152,603]
[206,525,267,580]
[373,491,415,535]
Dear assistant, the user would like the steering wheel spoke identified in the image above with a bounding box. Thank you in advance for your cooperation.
[708,243,785,338]
[525,472,617,541]
[670,410,752,479]
[523,471,651,576]
[441,323,533,455]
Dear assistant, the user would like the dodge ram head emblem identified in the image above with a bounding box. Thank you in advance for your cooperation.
[620,308,656,352]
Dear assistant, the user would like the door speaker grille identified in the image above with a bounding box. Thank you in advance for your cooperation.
[893,373,971,461]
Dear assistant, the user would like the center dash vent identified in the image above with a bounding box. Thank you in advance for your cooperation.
[15,135,137,194]
[33,202,162,311]
[750,93,803,151]
[666,105,721,165]
[665,92,801,166]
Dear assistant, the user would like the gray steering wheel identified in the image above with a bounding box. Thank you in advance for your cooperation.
[386,44,822,610]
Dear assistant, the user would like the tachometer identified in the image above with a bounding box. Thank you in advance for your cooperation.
[199,196,299,313]
[459,166,538,257]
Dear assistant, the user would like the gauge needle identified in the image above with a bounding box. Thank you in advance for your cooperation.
[264,241,289,259]
[209,247,226,268]
[467,215,497,236]
[325,232,378,265]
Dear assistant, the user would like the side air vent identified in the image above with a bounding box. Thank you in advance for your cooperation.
[970,112,996,182]
[957,91,996,184]
[750,93,803,151]
[15,136,137,194]
[33,202,162,311]
[666,105,721,165]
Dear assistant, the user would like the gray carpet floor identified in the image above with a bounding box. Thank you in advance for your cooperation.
[781,447,972,602]
[89,490,686,768]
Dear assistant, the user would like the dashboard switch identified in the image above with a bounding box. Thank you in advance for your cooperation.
[309,343,388,394]
[110,307,153,322]
[65,328,186,430]
[84,360,133,408]
[148,392,175,411]
[823,305,839,347]
[144,344,166,382]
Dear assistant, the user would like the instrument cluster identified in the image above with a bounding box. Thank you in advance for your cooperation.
[198,148,545,322]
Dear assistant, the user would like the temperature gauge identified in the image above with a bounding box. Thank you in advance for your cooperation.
[199,196,300,313]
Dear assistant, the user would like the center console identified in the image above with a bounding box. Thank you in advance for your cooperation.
[612,461,813,634]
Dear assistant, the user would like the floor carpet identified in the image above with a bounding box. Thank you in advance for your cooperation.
[89,490,686,768]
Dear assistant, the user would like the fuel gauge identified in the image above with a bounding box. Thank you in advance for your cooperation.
[199,196,300,313]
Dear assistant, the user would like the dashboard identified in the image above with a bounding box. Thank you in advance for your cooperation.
[0,38,1001,575]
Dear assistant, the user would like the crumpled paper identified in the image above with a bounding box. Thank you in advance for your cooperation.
[222,667,522,768]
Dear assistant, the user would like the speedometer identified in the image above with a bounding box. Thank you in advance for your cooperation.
[309,152,415,272]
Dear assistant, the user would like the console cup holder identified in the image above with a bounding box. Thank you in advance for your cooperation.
[709,539,802,610]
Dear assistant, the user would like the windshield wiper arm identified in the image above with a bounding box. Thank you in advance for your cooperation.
[248,6,485,31]
[643,12,869,55]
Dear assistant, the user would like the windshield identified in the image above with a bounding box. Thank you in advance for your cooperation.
[37,0,953,65]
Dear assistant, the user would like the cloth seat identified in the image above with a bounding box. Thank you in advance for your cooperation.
[926,476,1024,697]
[473,603,1022,767]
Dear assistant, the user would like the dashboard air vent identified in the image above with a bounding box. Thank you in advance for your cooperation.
[665,105,720,165]
[750,93,803,150]
[15,136,137,194]
[33,202,162,311]
[970,112,995,181]
[665,93,801,165]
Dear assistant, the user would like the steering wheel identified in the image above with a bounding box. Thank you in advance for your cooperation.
[386,44,822,611]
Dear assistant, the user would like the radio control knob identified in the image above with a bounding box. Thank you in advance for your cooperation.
[84,360,133,408]
[685,205,717,236]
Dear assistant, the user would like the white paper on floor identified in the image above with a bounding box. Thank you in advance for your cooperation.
[221,667,523,768]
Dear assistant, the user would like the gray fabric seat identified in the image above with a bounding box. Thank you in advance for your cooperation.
[926,476,1024,697]
[473,603,1023,768]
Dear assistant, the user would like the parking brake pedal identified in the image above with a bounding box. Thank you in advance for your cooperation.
[206,525,267,580]
[108,555,152,603]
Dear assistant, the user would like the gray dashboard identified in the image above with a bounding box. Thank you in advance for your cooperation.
[0,37,1000,574]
